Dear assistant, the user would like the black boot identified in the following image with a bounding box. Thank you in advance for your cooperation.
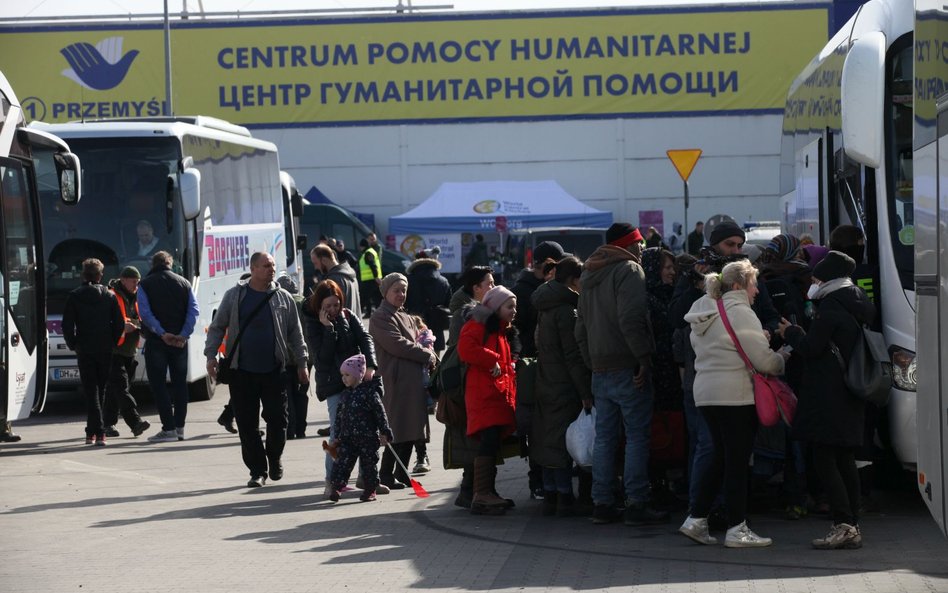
[455,465,474,509]
[217,405,237,434]
[542,491,558,516]
[576,469,594,516]
[556,492,576,517]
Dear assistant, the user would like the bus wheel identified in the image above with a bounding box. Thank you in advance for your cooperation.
[188,374,216,402]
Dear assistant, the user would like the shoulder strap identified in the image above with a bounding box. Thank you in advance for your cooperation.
[230,288,278,353]
[716,298,756,374]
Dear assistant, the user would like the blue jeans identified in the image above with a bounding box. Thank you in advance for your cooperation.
[591,368,654,506]
[144,338,189,432]
[683,387,715,510]
[324,394,340,479]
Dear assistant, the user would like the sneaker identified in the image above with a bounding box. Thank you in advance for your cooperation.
[812,523,862,550]
[95,435,107,447]
[148,429,178,443]
[623,501,670,526]
[412,455,431,473]
[104,426,120,438]
[724,521,772,548]
[530,487,545,500]
[247,476,265,488]
[85,435,96,445]
[269,458,284,481]
[131,420,151,438]
[591,504,621,524]
[679,516,719,545]
[360,490,377,502]
[176,428,185,441]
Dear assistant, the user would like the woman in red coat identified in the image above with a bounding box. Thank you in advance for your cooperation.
[458,285,518,515]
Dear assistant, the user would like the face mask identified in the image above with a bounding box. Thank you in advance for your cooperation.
[807,283,820,300]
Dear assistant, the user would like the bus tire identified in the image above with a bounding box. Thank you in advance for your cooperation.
[188,374,216,402]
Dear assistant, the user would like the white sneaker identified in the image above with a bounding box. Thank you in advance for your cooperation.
[812,523,862,549]
[724,521,772,548]
[176,427,185,441]
[679,516,718,545]
[148,429,178,443]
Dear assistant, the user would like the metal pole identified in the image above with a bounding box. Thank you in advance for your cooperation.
[163,0,173,116]
[683,180,689,250]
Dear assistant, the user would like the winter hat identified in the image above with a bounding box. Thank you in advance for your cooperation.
[812,250,856,282]
[120,266,141,279]
[741,244,762,264]
[802,244,830,269]
[606,223,644,249]
[276,273,298,294]
[764,234,802,262]
[709,221,746,246]
[340,354,366,382]
[481,285,516,312]
[379,272,408,297]
[533,241,566,264]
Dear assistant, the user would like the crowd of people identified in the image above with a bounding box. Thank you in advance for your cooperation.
[38,219,879,551]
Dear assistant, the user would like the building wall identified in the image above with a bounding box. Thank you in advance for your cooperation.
[258,112,784,237]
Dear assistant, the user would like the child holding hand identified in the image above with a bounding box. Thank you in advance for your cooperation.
[328,354,394,502]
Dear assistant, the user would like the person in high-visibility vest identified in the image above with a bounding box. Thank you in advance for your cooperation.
[103,266,151,439]
[358,235,383,317]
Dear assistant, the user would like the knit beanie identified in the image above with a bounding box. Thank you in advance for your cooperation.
[741,244,762,265]
[708,221,746,246]
[379,272,408,297]
[533,241,566,264]
[606,223,644,249]
[120,266,141,279]
[802,244,830,269]
[340,354,366,382]
[764,234,802,262]
[481,285,516,312]
[812,250,856,282]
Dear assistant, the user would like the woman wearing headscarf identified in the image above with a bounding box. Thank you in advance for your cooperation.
[758,233,812,328]
[530,256,591,516]
[369,273,438,489]
[458,285,518,515]
[783,251,874,550]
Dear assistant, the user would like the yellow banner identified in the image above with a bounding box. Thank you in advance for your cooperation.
[0,7,828,126]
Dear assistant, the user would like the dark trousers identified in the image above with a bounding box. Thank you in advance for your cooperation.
[103,354,143,429]
[380,441,413,485]
[144,338,189,431]
[476,425,503,457]
[691,405,757,528]
[284,365,309,438]
[331,437,381,491]
[78,352,111,437]
[812,444,861,526]
[360,280,381,315]
[230,369,287,478]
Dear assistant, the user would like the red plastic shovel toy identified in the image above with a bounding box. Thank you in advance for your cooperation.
[385,442,429,498]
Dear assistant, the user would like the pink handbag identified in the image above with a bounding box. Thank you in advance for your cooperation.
[716,299,796,427]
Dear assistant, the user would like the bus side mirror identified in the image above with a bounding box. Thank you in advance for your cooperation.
[296,234,308,251]
[54,152,81,204]
[841,31,886,169]
[180,168,201,220]
[291,192,304,217]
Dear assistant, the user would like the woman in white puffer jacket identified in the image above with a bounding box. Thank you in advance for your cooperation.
[679,259,789,548]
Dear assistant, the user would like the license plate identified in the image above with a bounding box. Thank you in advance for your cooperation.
[53,368,81,380]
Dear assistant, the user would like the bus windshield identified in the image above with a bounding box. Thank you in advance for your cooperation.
[888,40,914,290]
[39,137,185,312]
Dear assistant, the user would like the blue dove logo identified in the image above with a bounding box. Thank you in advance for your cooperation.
[60,37,139,91]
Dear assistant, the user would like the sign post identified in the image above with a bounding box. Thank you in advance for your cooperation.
[666,149,702,246]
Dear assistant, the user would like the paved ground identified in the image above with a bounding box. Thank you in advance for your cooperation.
[2,387,947,593]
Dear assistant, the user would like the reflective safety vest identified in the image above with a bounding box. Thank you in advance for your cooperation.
[112,289,140,346]
[359,246,382,282]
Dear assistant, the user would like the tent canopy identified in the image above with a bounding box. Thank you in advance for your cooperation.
[304,186,376,229]
[389,180,612,234]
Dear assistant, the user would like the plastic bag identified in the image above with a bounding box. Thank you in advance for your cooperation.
[565,407,596,467]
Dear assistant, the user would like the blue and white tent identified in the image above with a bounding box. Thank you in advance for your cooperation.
[389,180,612,234]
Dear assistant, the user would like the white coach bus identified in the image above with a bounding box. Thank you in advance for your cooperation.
[0,69,80,423]
[33,116,302,401]
[780,0,918,467]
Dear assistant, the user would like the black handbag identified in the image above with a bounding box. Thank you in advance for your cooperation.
[830,320,892,407]
[216,288,278,385]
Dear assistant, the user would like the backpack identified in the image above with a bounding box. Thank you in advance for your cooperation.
[433,343,468,429]
[830,321,892,407]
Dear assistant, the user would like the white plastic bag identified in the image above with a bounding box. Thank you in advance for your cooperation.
[565,407,596,467]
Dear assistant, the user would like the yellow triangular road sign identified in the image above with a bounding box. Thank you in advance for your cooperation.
[666,149,702,182]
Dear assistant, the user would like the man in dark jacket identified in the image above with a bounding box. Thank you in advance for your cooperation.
[311,244,362,315]
[62,258,124,446]
[138,251,199,443]
[575,223,669,526]
[405,252,452,353]
[687,221,704,256]
[465,234,490,268]
[102,266,151,438]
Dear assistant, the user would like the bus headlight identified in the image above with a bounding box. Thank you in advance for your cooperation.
[889,347,917,391]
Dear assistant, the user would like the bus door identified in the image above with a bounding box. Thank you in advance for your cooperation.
[0,159,45,421]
